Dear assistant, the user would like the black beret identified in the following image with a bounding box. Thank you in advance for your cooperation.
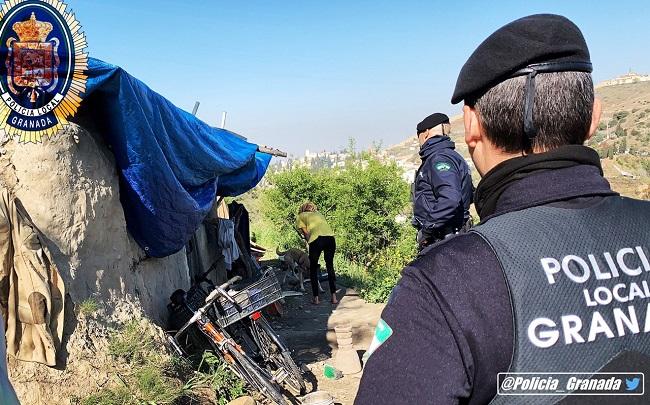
[417,113,449,132]
[451,14,592,104]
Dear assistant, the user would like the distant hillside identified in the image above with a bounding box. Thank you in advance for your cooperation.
[385,77,650,200]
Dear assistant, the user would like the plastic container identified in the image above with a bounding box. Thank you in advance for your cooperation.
[302,391,334,405]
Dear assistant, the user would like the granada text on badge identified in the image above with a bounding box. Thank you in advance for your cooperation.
[0,0,87,143]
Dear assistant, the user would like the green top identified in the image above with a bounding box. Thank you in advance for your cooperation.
[296,211,334,243]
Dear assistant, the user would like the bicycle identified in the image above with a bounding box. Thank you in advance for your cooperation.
[232,302,306,395]
[167,275,289,405]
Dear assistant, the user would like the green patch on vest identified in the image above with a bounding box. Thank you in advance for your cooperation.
[363,318,393,363]
[435,161,452,172]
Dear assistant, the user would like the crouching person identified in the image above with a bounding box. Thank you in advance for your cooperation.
[296,202,338,305]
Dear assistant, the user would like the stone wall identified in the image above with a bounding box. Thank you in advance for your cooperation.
[0,122,218,403]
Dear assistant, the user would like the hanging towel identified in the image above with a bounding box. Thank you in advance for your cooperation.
[217,219,240,271]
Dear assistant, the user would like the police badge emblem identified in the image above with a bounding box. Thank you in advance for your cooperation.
[0,0,87,143]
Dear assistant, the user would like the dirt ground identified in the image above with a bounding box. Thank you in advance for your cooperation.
[270,283,384,405]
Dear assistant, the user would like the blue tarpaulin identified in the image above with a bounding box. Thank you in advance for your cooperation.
[77,57,271,257]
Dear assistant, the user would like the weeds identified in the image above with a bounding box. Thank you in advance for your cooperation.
[78,298,99,316]
[85,321,244,404]
[185,352,246,405]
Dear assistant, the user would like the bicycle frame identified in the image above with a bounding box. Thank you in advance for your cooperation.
[169,276,242,357]
[168,272,303,402]
[248,311,288,354]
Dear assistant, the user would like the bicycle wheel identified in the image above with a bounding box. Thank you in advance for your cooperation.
[256,317,306,395]
[225,342,289,405]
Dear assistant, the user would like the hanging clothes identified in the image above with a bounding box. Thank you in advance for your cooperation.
[217,219,240,271]
[0,313,19,404]
[229,201,251,256]
[0,188,65,366]
[216,199,230,219]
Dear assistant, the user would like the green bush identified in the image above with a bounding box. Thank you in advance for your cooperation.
[642,159,650,174]
[614,111,629,120]
[259,157,416,302]
[262,158,411,264]
[592,132,605,143]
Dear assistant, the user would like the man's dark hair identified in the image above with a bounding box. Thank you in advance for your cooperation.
[471,72,594,153]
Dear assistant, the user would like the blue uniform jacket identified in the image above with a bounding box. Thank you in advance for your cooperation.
[412,136,473,236]
[355,165,625,405]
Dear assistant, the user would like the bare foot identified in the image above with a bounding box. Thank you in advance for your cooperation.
[312,297,320,305]
[331,294,338,304]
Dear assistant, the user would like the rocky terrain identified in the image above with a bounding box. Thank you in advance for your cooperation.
[385,77,650,200]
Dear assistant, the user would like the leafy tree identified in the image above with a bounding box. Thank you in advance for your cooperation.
[261,159,412,265]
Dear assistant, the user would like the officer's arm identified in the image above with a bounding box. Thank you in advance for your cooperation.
[355,268,469,404]
[425,159,462,231]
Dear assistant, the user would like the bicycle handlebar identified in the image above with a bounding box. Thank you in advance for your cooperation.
[205,276,242,305]
[174,276,242,339]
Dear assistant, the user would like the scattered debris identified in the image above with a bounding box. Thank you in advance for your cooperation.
[323,364,343,380]
[302,390,335,405]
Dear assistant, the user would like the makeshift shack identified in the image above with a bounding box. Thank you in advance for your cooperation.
[0,58,272,403]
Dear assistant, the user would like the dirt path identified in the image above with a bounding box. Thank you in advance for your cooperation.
[272,285,384,405]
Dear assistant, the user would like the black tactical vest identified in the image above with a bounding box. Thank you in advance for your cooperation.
[472,196,650,404]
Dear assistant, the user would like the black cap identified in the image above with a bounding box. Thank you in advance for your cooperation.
[451,14,592,138]
[417,113,449,133]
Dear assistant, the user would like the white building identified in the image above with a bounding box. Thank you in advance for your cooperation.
[597,71,650,88]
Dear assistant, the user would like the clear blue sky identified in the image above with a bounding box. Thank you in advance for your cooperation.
[72,0,649,155]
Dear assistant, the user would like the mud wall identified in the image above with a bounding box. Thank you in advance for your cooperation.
[0,122,201,403]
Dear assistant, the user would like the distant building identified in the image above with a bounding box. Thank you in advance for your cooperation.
[597,71,650,88]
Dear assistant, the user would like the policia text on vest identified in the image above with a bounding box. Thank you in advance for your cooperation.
[531,245,650,348]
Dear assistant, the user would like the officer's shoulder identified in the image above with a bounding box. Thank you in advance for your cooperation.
[405,232,494,281]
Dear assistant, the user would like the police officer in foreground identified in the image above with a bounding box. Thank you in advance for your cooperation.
[356,14,650,404]
[412,113,473,250]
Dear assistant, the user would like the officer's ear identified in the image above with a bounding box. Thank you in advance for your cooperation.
[585,97,602,142]
[463,104,482,149]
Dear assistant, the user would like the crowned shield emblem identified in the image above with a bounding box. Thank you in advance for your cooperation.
[5,12,59,104]
[0,0,87,143]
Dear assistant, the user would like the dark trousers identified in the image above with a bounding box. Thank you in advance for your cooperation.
[308,236,337,298]
[418,217,474,251]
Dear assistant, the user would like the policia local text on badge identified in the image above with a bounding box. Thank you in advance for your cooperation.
[530,245,650,348]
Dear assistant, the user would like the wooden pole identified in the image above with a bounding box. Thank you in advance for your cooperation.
[258,145,287,157]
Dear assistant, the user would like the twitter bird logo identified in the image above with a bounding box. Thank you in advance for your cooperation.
[625,377,640,391]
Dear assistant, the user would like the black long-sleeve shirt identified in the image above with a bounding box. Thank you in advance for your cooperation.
[356,165,617,405]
